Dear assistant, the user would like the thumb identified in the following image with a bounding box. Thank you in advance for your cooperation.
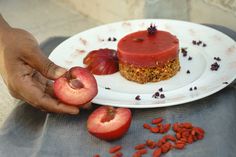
[22,47,67,80]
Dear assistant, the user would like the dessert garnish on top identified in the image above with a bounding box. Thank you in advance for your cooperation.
[147,24,157,35]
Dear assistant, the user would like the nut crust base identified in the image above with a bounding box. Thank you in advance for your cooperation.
[119,59,180,84]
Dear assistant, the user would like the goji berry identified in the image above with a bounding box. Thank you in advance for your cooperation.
[146,139,156,149]
[187,135,193,144]
[163,123,171,133]
[161,142,171,153]
[109,145,122,153]
[143,123,151,129]
[176,140,185,145]
[165,142,172,148]
[181,131,190,138]
[180,137,187,144]
[132,152,141,157]
[158,138,166,146]
[193,135,198,141]
[182,122,193,129]
[148,143,156,149]
[173,123,179,132]
[163,134,176,142]
[179,128,188,133]
[159,125,165,134]
[112,152,123,157]
[174,143,185,149]
[146,139,154,145]
[194,127,205,135]
[191,129,196,136]
[93,154,100,157]
[152,148,162,157]
[150,127,159,133]
[197,134,204,140]
[152,117,163,124]
[157,139,163,147]
[134,143,146,150]
[176,132,181,140]
[137,148,148,155]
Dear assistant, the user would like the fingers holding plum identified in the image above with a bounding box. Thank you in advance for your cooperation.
[0,26,84,114]
[6,66,80,114]
[35,95,80,115]
[18,76,80,114]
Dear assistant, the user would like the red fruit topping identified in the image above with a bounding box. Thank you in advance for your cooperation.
[83,48,119,75]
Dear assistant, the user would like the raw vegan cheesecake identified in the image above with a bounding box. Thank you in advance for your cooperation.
[117,25,180,84]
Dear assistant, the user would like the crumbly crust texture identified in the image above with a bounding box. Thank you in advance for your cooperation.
[119,59,180,84]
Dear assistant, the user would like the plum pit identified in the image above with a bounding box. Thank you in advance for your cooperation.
[101,107,116,123]
[69,79,84,89]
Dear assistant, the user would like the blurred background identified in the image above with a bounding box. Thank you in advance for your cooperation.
[0,0,236,126]
[1,0,236,43]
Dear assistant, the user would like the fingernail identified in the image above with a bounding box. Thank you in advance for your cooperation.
[55,68,67,78]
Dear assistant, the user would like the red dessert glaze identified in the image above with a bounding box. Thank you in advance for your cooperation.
[117,30,179,67]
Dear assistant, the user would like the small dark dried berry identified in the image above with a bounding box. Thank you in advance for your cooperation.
[105,87,111,90]
[197,40,202,45]
[211,62,220,71]
[113,37,117,41]
[203,43,207,47]
[108,37,112,41]
[159,88,163,92]
[192,40,197,45]
[189,87,193,91]
[152,92,160,98]
[160,94,165,99]
[188,57,192,60]
[194,86,197,90]
[147,24,157,35]
[181,48,188,57]
[186,70,190,74]
[181,48,188,53]
[214,57,221,61]
[135,95,141,101]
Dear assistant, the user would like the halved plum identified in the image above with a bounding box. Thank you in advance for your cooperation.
[87,106,132,141]
[86,58,119,75]
[83,49,119,75]
[53,66,98,106]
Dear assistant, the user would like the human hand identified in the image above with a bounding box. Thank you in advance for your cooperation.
[0,28,80,114]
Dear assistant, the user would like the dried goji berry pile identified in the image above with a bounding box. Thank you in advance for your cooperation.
[135,118,205,157]
[94,117,205,157]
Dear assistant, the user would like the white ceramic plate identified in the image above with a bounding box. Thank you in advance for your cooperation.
[49,19,236,108]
